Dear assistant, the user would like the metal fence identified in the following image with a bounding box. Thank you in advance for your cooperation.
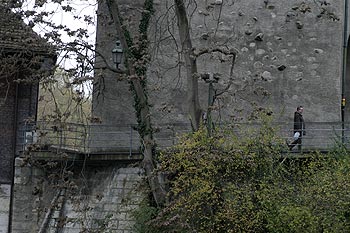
[225,122,350,151]
[18,121,350,155]
[19,121,192,155]
[19,121,88,153]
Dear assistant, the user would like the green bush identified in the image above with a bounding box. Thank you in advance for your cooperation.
[134,119,350,232]
[132,199,160,233]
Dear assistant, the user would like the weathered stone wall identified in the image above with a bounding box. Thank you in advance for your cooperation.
[148,0,343,123]
[92,0,347,133]
[0,184,10,233]
[11,158,147,232]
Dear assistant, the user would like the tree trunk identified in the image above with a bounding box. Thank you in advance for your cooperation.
[174,0,202,131]
[105,0,166,206]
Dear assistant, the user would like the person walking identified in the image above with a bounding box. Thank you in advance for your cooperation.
[288,106,305,151]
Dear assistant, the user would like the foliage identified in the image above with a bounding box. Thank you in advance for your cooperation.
[261,153,350,233]
[132,118,350,232]
[132,199,161,233]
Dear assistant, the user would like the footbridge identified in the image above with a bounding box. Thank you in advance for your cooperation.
[18,121,350,161]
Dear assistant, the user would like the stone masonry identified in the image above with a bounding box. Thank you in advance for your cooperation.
[11,158,146,232]
[0,185,10,233]
[93,0,350,131]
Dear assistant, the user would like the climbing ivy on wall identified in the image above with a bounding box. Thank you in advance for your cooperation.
[114,0,154,139]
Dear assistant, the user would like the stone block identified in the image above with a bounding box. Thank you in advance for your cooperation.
[0,198,10,212]
[13,176,30,185]
[59,226,83,233]
[0,214,9,232]
[124,177,142,185]
[0,185,11,197]
[15,166,32,177]
[119,204,139,212]
[64,208,81,219]
[14,158,25,167]
[118,220,134,230]
[63,220,81,229]
[11,220,36,232]
[0,225,8,233]
[116,180,138,189]
[112,212,127,221]
[119,167,142,174]
[102,203,120,212]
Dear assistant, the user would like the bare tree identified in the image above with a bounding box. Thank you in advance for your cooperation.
[173,0,236,130]
[174,0,202,130]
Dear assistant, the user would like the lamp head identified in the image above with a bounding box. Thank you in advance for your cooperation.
[112,38,123,67]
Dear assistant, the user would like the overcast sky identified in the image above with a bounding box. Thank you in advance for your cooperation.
[21,0,98,68]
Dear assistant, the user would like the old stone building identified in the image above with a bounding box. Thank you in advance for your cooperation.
[4,0,350,232]
[93,0,350,131]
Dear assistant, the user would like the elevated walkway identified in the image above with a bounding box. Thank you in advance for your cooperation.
[17,121,350,161]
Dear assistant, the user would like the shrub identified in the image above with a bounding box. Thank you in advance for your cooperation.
[135,119,350,232]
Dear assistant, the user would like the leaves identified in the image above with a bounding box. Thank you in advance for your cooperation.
[145,121,350,232]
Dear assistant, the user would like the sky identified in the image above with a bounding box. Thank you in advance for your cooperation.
[18,0,98,95]
[21,0,98,69]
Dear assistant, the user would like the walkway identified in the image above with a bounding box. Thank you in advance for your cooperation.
[18,121,350,158]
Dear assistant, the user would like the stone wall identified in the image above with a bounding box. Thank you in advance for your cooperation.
[0,184,10,233]
[11,158,147,232]
[92,0,346,134]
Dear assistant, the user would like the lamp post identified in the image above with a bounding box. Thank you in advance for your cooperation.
[112,38,123,69]
[202,73,219,136]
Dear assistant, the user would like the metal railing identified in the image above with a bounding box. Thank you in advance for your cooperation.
[226,122,350,152]
[19,121,192,155]
[19,121,88,153]
[18,121,350,155]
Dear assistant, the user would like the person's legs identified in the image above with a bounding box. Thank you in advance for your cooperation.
[289,137,301,150]
[297,137,302,151]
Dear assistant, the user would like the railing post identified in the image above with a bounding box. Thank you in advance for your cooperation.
[129,125,133,158]
[342,121,345,145]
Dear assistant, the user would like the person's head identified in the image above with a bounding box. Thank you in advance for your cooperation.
[297,106,303,113]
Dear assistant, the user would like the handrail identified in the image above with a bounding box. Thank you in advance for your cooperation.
[18,121,350,155]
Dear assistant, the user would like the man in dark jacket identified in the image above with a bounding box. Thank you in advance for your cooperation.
[288,106,305,150]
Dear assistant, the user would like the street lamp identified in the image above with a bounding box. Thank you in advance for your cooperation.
[202,73,219,136]
[112,38,123,68]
